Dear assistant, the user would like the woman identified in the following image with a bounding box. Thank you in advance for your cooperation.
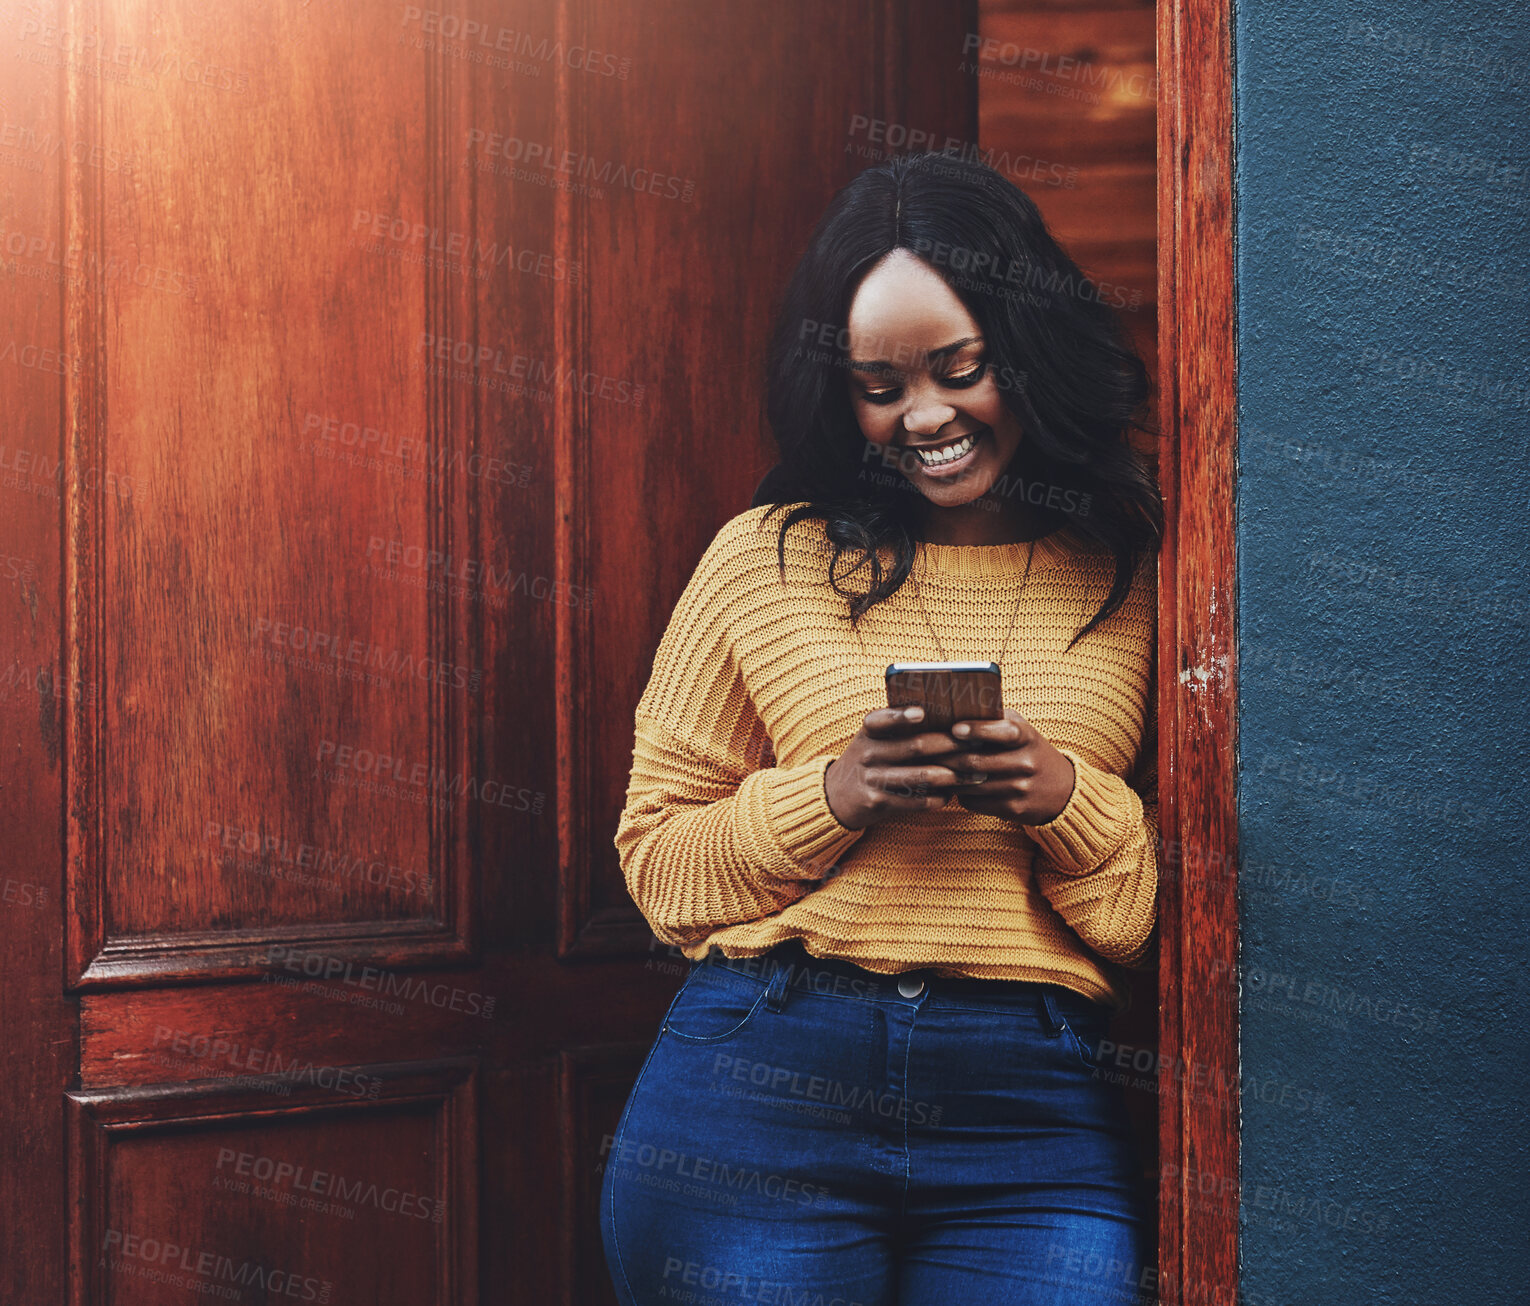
[600,151,1161,1306]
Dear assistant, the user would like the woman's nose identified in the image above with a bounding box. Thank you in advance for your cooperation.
[903,401,958,437]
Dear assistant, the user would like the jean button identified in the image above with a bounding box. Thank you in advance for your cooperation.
[897,976,925,999]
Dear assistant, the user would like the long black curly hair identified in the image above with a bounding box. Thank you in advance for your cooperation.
[753,151,1162,651]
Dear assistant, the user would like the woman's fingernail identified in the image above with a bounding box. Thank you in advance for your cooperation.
[906,706,923,720]
[952,723,970,737]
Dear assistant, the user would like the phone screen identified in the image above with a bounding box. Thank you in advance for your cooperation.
[885,662,1003,734]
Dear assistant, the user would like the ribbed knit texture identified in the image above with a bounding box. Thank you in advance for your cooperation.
[614,503,1158,1011]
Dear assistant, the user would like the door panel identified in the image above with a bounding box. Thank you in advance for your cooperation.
[65,0,473,988]
[69,1062,477,1305]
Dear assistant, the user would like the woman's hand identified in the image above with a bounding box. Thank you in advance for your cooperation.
[943,708,1077,824]
[824,706,974,830]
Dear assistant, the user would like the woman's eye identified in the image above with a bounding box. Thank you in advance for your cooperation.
[941,361,987,388]
[856,359,986,404]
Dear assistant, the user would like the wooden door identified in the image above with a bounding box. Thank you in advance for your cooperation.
[0,1,976,1301]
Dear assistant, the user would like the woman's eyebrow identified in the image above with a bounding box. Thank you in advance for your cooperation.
[847,336,984,371]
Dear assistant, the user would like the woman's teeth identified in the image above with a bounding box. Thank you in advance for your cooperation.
[914,432,978,467]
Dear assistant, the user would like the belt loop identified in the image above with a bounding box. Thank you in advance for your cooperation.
[1039,988,1066,1037]
[764,955,791,1012]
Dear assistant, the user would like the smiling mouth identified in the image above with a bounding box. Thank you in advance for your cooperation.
[908,428,985,472]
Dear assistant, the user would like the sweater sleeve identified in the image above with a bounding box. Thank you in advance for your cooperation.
[613,517,867,948]
[1025,686,1159,970]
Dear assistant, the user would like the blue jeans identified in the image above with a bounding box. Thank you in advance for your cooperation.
[600,940,1153,1306]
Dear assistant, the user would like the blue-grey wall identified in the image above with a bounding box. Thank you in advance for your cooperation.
[1236,3,1529,1302]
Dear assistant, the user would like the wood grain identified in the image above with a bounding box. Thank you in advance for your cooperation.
[1156,0,1240,1302]
[975,3,1160,383]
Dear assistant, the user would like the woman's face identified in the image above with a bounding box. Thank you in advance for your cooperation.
[844,249,1024,515]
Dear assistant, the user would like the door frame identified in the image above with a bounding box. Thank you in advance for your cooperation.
[1155,0,1239,1302]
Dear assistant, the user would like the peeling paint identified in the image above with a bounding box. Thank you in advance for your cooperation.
[1179,654,1230,691]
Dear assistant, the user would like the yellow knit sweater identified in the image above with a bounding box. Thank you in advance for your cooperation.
[614,503,1158,1011]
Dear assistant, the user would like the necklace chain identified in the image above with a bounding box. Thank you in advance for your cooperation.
[908,539,1035,667]
[847,538,1038,668]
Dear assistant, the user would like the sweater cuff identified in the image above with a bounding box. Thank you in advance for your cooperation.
[735,755,865,881]
[1024,748,1142,875]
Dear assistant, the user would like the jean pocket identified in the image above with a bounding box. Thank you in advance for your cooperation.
[662,965,770,1044]
[1055,1005,1109,1071]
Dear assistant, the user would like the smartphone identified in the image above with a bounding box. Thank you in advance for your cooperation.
[885,661,1004,735]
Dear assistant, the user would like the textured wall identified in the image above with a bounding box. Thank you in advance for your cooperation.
[1235,3,1529,1302]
